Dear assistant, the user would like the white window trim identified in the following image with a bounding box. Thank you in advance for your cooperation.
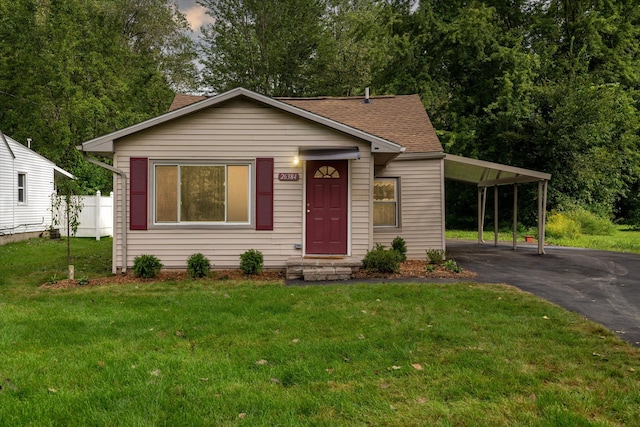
[373,177,400,228]
[17,172,27,204]
[151,160,253,228]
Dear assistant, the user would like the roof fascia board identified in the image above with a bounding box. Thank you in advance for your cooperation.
[1,129,16,158]
[82,87,404,154]
[445,153,551,181]
[396,152,445,161]
[478,175,546,187]
[3,131,73,177]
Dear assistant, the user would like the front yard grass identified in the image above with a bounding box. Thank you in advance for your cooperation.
[1,240,640,425]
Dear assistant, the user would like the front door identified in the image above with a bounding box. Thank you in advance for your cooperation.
[305,160,348,254]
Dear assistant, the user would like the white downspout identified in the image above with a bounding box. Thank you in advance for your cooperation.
[81,152,128,274]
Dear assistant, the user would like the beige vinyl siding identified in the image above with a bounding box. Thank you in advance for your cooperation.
[112,99,373,270]
[374,157,445,259]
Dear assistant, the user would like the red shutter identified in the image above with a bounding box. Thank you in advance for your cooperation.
[130,157,148,230]
[255,158,274,230]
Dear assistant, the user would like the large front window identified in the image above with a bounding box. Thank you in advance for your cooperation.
[154,163,250,224]
[373,178,398,227]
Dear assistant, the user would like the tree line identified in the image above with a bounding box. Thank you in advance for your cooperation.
[1,0,639,226]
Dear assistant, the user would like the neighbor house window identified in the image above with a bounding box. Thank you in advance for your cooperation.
[373,178,398,227]
[154,163,250,224]
[17,173,26,203]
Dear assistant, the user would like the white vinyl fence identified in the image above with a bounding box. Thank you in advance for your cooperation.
[56,191,113,240]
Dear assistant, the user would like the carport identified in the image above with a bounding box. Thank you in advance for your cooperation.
[444,154,552,254]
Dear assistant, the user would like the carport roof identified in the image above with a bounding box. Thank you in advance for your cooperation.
[444,153,551,187]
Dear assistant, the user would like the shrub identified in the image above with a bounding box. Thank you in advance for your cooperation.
[545,212,581,239]
[240,249,263,275]
[391,236,407,262]
[426,249,445,265]
[133,254,163,278]
[187,253,211,278]
[567,209,615,236]
[443,259,463,273]
[362,244,400,273]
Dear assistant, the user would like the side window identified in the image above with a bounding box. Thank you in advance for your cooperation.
[17,173,26,203]
[373,178,398,227]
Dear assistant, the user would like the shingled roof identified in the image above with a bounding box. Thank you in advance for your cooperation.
[168,92,443,153]
[168,93,207,111]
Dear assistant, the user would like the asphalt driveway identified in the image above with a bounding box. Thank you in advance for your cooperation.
[447,240,640,347]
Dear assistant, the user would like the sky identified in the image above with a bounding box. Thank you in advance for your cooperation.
[176,0,214,34]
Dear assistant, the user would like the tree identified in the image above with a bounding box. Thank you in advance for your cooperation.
[0,0,198,191]
[199,0,327,96]
[51,179,84,280]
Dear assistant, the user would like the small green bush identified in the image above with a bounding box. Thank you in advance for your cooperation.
[567,209,615,236]
[546,212,581,239]
[240,249,263,275]
[443,259,463,273]
[133,254,163,279]
[426,249,445,265]
[363,244,400,273]
[391,236,407,262]
[425,264,436,273]
[187,253,211,278]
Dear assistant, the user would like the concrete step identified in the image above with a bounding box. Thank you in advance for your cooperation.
[286,257,361,281]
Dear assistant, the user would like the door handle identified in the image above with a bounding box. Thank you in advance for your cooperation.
[307,209,311,214]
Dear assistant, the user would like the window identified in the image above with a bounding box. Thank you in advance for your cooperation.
[154,163,250,224]
[17,173,26,203]
[373,178,398,227]
[314,165,340,178]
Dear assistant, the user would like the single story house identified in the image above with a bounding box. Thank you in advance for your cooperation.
[1,130,74,245]
[79,87,550,279]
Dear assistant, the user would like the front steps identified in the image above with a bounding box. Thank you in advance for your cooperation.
[286,257,362,281]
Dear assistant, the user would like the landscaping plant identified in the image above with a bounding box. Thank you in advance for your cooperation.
[391,236,407,262]
[132,254,163,278]
[240,249,263,275]
[363,244,400,273]
[187,253,211,278]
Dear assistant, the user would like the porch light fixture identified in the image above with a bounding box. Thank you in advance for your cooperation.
[293,155,300,166]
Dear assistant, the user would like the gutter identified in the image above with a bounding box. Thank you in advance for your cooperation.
[80,150,127,274]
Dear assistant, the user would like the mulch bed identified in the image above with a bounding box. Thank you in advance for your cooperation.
[41,260,475,289]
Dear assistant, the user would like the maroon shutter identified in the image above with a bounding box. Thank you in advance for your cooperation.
[130,157,148,230]
[255,158,274,230]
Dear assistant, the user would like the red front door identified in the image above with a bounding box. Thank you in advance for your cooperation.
[305,160,348,254]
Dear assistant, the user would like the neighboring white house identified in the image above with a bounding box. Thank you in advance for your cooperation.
[0,130,74,245]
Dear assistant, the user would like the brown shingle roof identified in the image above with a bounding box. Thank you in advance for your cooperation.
[278,95,442,153]
[168,93,207,112]
[168,92,442,153]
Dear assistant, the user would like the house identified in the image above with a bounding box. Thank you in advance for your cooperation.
[0,130,74,245]
[79,87,551,279]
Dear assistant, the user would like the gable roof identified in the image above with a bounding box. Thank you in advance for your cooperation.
[278,95,442,153]
[169,92,443,154]
[82,88,405,155]
[1,130,73,178]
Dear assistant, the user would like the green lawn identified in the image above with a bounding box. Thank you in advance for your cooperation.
[446,225,640,254]
[1,238,640,425]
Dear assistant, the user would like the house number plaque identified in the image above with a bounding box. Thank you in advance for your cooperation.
[278,173,299,181]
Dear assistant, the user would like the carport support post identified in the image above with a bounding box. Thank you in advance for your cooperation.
[537,180,548,255]
[477,187,482,243]
[494,185,499,247]
[513,183,518,250]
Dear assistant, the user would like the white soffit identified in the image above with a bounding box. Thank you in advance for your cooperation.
[444,154,551,187]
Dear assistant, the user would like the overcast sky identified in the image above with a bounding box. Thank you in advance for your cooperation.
[176,0,213,34]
